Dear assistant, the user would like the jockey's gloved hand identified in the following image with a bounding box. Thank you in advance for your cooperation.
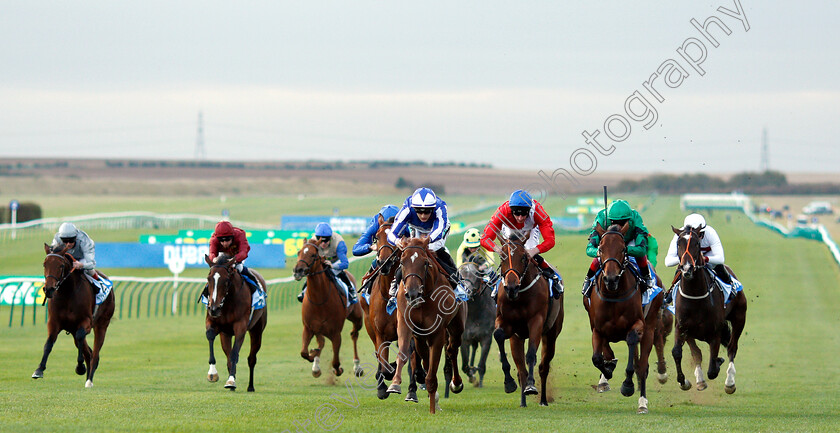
[235,263,243,272]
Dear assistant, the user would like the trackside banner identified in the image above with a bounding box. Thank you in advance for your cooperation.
[95,243,286,268]
[0,277,44,306]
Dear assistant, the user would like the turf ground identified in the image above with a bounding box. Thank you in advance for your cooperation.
[1,194,839,432]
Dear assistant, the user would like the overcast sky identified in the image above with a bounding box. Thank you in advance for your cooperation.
[1,1,838,174]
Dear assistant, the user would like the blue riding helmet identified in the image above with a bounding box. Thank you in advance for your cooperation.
[314,222,333,238]
[410,187,437,208]
[509,189,533,208]
[379,205,399,221]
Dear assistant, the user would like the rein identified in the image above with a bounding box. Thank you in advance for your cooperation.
[43,253,73,304]
[595,230,638,302]
[676,230,713,302]
[503,241,538,294]
[402,245,430,290]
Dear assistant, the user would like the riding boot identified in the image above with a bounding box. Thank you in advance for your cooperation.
[338,271,358,305]
[581,277,593,297]
[360,260,378,295]
[297,283,307,303]
[386,269,401,314]
[540,267,563,299]
[714,264,733,285]
[664,288,674,305]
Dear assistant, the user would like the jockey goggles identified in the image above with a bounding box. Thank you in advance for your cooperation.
[414,207,434,215]
[217,236,233,242]
[511,206,530,217]
[60,237,77,244]
[316,236,330,242]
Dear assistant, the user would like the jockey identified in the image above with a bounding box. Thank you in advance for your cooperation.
[208,221,260,294]
[480,190,564,299]
[581,199,655,298]
[386,187,467,311]
[353,205,409,295]
[456,227,499,291]
[50,222,100,291]
[663,213,730,303]
[297,222,358,304]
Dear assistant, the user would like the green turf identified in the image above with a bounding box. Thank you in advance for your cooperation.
[1,195,839,432]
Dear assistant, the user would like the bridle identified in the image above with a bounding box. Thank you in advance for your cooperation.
[43,253,72,297]
[401,245,431,293]
[502,239,539,294]
[595,230,638,302]
[207,263,236,310]
[296,245,330,278]
[676,228,712,301]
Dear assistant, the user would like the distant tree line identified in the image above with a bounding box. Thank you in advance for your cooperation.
[616,170,840,194]
[394,177,446,195]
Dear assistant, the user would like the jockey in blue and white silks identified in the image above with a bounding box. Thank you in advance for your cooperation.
[354,205,409,294]
[297,222,358,304]
[386,187,467,312]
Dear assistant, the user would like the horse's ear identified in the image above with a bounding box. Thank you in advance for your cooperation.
[378,214,385,225]
[671,225,681,235]
[619,221,630,235]
[44,243,51,255]
[595,223,606,237]
[205,254,213,266]
[60,244,70,255]
[422,236,430,248]
[697,225,706,238]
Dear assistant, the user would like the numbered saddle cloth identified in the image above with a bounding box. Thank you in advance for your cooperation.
[84,273,113,306]
[707,268,743,305]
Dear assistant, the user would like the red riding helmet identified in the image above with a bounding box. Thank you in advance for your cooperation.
[214,221,235,238]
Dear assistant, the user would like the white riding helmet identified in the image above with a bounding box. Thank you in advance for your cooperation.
[683,213,706,230]
[58,222,78,239]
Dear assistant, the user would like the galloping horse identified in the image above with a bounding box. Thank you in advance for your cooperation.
[587,223,661,414]
[457,261,495,389]
[494,232,563,407]
[295,239,364,378]
[391,237,466,414]
[33,244,115,388]
[670,225,747,394]
[204,253,267,392]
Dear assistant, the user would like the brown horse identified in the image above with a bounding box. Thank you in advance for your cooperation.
[587,223,661,414]
[204,254,267,392]
[295,239,364,378]
[670,225,747,394]
[391,237,466,414]
[33,244,115,388]
[494,232,563,407]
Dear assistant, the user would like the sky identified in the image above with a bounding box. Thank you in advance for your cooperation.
[1,1,838,174]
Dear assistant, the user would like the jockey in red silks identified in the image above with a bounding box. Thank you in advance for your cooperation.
[480,189,563,300]
[208,221,260,294]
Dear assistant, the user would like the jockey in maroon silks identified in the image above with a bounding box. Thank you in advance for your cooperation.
[206,221,260,294]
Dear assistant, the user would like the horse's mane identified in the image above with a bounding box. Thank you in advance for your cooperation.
[607,223,623,232]
[215,252,235,265]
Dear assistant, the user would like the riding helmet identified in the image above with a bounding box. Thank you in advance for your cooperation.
[509,189,533,208]
[607,200,632,222]
[683,213,706,230]
[314,222,333,238]
[213,221,235,238]
[410,187,437,208]
[463,228,481,247]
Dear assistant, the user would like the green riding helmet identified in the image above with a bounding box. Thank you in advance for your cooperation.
[607,200,632,224]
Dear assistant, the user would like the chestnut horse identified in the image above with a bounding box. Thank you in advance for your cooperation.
[204,253,267,392]
[295,239,364,378]
[33,244,115,388]
[391,237,466,414]
[670,225,747,394]
[587,223,662,414]
[494,232,563,407]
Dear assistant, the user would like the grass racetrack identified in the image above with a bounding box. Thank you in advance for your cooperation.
[1,195,839,432]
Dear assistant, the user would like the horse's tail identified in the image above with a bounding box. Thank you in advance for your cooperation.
[720,321,732,346]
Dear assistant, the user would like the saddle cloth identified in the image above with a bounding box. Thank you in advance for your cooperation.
[200,286,266,310]
[84,273,113,306]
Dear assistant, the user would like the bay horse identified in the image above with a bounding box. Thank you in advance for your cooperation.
[359,220,425,401]
[391,237,466,414]
[494,232,563,407]
[33,243,115,388]
[295,239,364,378]
[670,225,747,394]
[587,223,661,414]
[457,261,495,389]
[204,253,267,392]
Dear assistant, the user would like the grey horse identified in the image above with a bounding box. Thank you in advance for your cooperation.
[454,261,496,389]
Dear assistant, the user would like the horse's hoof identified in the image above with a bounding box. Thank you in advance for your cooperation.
[637,396,649,414]
[524,385,539,396]
[224,379,236,390]
[539,401,549,407]
[450,381,464,394]
[419,384,426,391]
[247,387,255,392]
[354,367,364,377]
[207,374,219,382]
[679,381,692,391]
[696,381,707,391]
[334,367,344,377]
[725,384,736,394]
[85,380,93,389]
[75,364,86,376]
[32,370,44,379]
[387,383,402,394]
[504,379,517,394]
[377,387,389,400]
[405,391,418,403]
[620,382,635,397]
[312,369,322,378]
[657,373,668,384]
[468,375,476,384]
[597,382,610,393]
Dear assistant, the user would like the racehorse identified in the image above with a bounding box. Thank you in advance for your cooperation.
[33,244,115,388]
[670,225,747,394]
[295,239,364,378]
[391,237,466,414]
[586,223,662,414]
[204,253,267,392]
[457,261,495,389]
[494,231,563,407]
